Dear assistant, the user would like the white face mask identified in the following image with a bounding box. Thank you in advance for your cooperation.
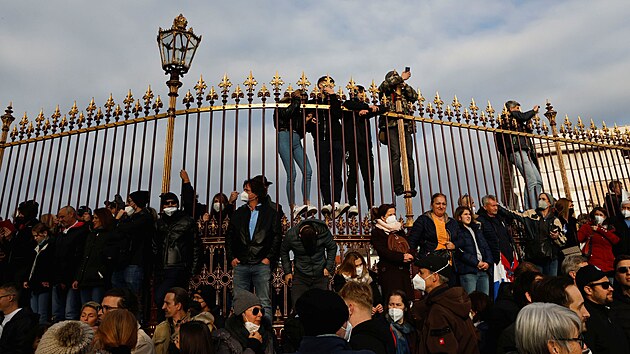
[213,202,223,213]
[388,308,404,322]
[124,206,135,216]
[240,191,250,202]
[163,207,177,216]
[355,266,364,277]
[537,200,549,210]
[342,321,352,341]
[244,321,260,334]
[594,215,605,225]
[385,215,397,224]
[471,206,477,213]
[623,210,630,219]
[412,265,448,292]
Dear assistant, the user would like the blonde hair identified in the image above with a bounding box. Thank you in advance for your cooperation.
[339,281,373,311]
[96,309,138,350]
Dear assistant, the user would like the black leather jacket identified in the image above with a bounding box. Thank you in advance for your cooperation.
[155,210,201,275]
[226,202,283,266]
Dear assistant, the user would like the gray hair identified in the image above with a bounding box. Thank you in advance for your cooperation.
[515,303,581,354]
[481,195,497,207]
[561,254,588,276]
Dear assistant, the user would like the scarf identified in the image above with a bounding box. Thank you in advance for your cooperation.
[375,219,403,234]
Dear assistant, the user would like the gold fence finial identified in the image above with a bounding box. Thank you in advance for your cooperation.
[368,80,379,104]
[296,72,310,91]
[243,71,258,94]
[346,77,357,97]
[270,72,284,94]
[232,85,244,101]
[257,83,270,100]
[206,86,218,103]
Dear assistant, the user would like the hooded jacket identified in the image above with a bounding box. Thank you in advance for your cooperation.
[412,284,479,354]
[349,317,395,354]
[280,219,337,278]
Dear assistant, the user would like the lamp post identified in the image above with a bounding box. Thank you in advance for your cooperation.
[157,14,201,193]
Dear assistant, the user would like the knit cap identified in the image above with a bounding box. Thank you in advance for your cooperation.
[233,289,261,316]
[35,320,94,354]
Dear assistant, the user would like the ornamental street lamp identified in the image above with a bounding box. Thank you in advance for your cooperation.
[157,14,201,193]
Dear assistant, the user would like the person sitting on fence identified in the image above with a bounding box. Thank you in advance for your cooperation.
[370,203,414,301]
[332,251,383,315]
[306,76,350,219]
[276,89,317,219]
[227,177,282,322]
[342,85,384,216]
[214,289,274,354]
[496,100,543,210]
[577,206,619,276]
[408,193,459,261]
[339,281,394,354]
[498,192,565,276]
[281,217,337,308]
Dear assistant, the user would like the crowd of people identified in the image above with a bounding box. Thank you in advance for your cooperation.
[1,69,630,353]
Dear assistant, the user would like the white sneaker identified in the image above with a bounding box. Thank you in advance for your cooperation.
[348,205,359,217]
[321,204,333,215]
[334,202,351,219]
[305,205,318,217]
[292,205,308,219]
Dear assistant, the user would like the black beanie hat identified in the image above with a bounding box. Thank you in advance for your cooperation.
[17,200,39,219]
[129,191,150,208]
[160,192,179,207]
[296,289,349,336]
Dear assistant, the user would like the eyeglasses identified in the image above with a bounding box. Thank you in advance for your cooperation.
[588,281,611,290]
[617,266,630,274]
[249,307,264,316]
[101,305,119,312]
[556,335,586,349]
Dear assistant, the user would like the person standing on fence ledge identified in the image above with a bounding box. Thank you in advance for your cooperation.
[153,192,201,313]
[307,76,350,219]
[497,100,543,210]
[378,69,418,198]
[342,85,383,216]
[226,177,282,322]
[281,217,337,308]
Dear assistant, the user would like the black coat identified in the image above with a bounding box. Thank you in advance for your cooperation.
[583,299,630,354]
[275,96,308,138]
[52,222,89,285]
[612,217,630,257]
[5,218,37,283]
[115,208,156,267]
[476,208,516,264]
[306,94,343,142]
[408,211,459,257]
[75,228,110,288]
[226,202,283,265]
[349,317,395,354]
[611,289,630,347]
[341,99,383,150]
[0,308,39,354]
[27,239,54,294]
[155,210,201,274]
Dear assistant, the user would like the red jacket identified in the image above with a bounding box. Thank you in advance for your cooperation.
[577,221,619,272]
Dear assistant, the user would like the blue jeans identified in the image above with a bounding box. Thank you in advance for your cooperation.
[278,131,312,205]
[111,265,144,295]
[533,259,558,277]
[52,285,80,321]
[31,291,51,324]
[80,286,105,305]
[233,263,272,322]
[460,272,490,296]
[508,152,543,210]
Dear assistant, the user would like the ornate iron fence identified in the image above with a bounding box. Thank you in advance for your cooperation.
[1,72,629,322]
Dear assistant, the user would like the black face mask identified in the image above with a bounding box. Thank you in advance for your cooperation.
[569,208,575,217]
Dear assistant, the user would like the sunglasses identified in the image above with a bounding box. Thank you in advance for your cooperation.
[617,266,630,274]
[250,307,264,316]
[588,281,611,290]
